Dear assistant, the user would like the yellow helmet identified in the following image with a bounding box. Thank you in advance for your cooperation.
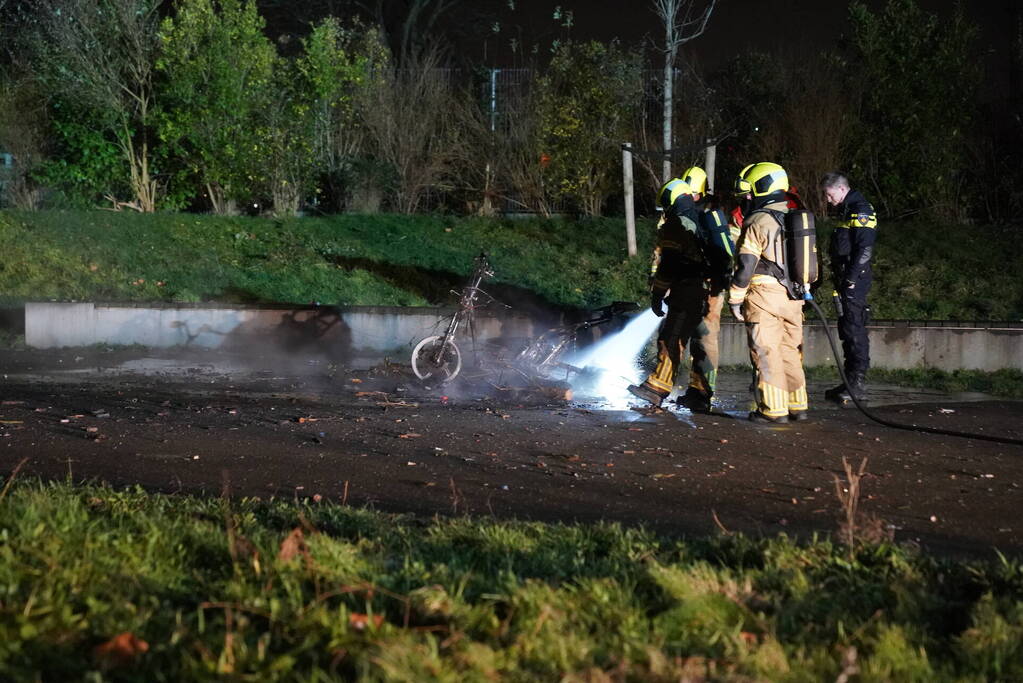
[657,178,691,212]
[681,166,707,195]
[734,162,788,198]
[732,164,755,197]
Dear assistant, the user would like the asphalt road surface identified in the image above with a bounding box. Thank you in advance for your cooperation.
[1,347,1020,559]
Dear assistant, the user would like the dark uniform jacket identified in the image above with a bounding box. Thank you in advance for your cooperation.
[830,189,877,288]
[651,195,707,303]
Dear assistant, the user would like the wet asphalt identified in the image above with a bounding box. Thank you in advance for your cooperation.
[1,346,1021,559]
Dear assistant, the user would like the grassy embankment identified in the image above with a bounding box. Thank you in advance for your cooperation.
[1,210,1021,396]
[0,210,1020,320]
[0,210,652,310]
[1,478,1021,680]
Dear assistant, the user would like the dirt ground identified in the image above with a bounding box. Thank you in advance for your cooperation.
[1,345,1021,560]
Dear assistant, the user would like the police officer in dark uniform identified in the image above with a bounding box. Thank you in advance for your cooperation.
[821,172,877,402]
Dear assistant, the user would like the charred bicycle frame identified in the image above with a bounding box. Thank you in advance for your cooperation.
[410,253,638,384]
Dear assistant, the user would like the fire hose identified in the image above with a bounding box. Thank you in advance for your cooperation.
[805,293,1023,447]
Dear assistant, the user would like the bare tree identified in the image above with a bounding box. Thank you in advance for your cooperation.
[497,91,556,218]
[778,84,853,215]
[358,49,462,213]
[748,55,853,215]
[31,0,163,211]
[358,0,462,66]
[633,58,719,201]
[451,82,557,217]
[651,0,716,182]
[447,92,502,216]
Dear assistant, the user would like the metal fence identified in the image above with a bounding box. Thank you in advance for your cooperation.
[477,67,677,127]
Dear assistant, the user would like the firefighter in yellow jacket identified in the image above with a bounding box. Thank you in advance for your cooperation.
[728,162,809,423]
[628,178,709,407]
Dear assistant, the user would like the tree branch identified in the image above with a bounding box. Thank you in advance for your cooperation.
[653,0,717,52]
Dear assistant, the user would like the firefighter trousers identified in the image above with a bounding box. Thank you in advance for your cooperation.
[687,289,724,399]
[640,279,707,399]
[743,279,808,418]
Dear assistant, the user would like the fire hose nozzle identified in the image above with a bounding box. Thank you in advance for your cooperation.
[832,290,843,318]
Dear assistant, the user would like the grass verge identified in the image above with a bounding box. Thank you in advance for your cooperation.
[0,210,652,311]
[805,366,1023,400]
[2,210,1021,320]
[1,479,1021,680]
[719,364,1023,400]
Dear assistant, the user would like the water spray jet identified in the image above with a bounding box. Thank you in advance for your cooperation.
[565,310,662,409]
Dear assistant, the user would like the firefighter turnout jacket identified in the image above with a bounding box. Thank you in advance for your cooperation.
[728,199,809,419]
[650,194,732,285]
[728,200,791,304]
[636,193,713,401]
[651,196,707,301]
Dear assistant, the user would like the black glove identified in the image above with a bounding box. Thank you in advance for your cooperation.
[651,293,665,317]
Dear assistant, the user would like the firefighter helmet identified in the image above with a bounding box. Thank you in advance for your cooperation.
[657,178,691,212]
[734,162,788,198]
[681,166,707,195]
[733,164,755,197]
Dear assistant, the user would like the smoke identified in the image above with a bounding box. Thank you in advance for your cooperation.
[565,310,662,409]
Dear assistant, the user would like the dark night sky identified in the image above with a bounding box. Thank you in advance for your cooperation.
[250,1,1017,96]
[476,0,1017,93]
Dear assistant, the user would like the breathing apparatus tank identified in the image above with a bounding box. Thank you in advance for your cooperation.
[697,208,734,260]
[752,207,820,300]
[697,207,735,285]
[784,209,818,300]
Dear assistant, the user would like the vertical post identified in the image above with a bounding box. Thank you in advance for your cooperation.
[489,68,500,132]
[704,140,716,194]
[623,143,636,257]
[662,63,673,183]
[484,69,500,215]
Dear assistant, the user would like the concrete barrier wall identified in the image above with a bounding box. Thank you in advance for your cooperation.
[717,321,1023,371]
[23,302,1023,371]
[24,302,543,357]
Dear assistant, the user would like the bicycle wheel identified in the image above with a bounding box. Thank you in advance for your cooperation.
[411,335,462,382]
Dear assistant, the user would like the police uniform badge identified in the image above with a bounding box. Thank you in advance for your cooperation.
[857,213,870,226]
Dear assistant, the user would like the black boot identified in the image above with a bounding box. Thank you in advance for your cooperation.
[828,373,866,404]
[825,382,847,402]
[847,372,867,402]
[749,411,788,424]
[677,388,712,413]
[627,383,664,408]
